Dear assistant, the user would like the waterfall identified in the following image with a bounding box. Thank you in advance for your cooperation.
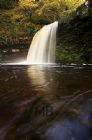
[27,21,58,64]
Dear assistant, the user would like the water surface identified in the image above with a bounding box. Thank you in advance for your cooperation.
[0,64,92,140]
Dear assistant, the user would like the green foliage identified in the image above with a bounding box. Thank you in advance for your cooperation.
[0,8,37,39]
[76,2,88,17]
[56,45,82,62]
[0,0,18,9]
[0,0,87,48]
[19,0,85,23]
[64,0,85,9]
[59,10,77,23]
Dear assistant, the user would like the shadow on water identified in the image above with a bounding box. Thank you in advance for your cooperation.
[0,65,92,140]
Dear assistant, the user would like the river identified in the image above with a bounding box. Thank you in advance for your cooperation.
[0,62,92,140]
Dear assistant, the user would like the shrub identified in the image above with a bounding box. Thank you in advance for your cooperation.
[0,0,18,9]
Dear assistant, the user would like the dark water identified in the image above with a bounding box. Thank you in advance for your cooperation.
[0,64,92,140]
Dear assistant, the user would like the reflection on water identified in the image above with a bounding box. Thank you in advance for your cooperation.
[27,66,58,103]
[0,65,92,140]
[27,66,49,90]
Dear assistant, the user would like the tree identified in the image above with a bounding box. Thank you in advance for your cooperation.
[18,0,86,23]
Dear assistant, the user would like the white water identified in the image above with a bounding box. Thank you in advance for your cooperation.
[27,21,58,64]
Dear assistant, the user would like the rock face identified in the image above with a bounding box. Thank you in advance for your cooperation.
[88,0,92,15]
[56,15,92,63]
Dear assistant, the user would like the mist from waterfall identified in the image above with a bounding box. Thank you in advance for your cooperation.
[27,21,58,64]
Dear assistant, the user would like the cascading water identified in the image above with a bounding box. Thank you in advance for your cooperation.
[27,21,58,64]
